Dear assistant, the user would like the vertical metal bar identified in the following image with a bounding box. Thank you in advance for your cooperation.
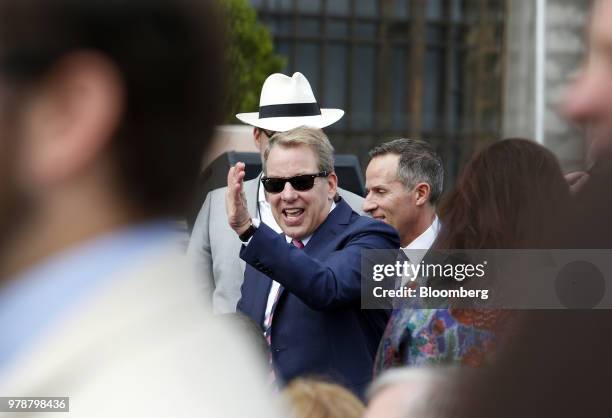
[467,0,491,151]
[376,0,393,132]
[474,0,486,143]
[499,0,509,140]
[319,0,328,104]
[443,0,454,180]
[346,0,355,134]
[535,0,547,144]
[443,0,454,135]
[461,0,479,163]
[407,0,426,138]
[290,0,298,72]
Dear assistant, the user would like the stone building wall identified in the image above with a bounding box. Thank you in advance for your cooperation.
[504,0,590,171]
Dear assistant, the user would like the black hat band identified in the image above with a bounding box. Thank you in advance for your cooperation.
[258,102,321,119]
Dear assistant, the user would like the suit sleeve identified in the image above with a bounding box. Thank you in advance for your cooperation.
[240,221,399,311]
[187,192,215,306]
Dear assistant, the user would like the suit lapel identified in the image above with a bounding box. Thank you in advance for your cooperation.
[304,199,354,257]
[267,200,355,322]
[273,233,289,305]
[244,265,273,327]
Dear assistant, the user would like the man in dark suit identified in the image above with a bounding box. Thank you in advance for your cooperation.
[188,72,364,314]
[226,126,399,397]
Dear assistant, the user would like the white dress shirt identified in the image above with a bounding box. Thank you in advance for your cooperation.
[397,216,440,287]
[402,216,441,264]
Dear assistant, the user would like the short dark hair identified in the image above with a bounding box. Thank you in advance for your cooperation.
[369,138,444,205]
[0,0,227,216]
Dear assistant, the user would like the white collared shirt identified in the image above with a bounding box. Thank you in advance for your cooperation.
[401,216,441,265]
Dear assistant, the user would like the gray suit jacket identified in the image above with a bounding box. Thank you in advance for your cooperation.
[187,175,365,313]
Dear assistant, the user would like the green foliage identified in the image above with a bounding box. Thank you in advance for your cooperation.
[222,0,285,123]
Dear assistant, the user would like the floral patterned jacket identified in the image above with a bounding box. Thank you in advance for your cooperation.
[374,304,511,374]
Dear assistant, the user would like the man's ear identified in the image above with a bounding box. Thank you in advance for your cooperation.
[327,171,338,200]
[19,51,124,190]
[253,127,262,150]
[414,182,431,206]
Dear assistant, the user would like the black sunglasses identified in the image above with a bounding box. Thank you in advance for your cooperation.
[261,171,329,194]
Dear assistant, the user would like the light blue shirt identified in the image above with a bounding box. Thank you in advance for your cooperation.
[0,221,186,377]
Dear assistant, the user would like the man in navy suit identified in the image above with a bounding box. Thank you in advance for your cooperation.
[226,126,399,397]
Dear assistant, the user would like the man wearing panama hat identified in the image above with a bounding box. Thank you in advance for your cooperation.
[188,72,364,314]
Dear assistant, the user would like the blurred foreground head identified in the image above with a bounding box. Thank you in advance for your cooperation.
[0,0,225,273]
[364,367,457,418]
[562,0,612,163]
[435,138,570,249]
[282,378,364,418]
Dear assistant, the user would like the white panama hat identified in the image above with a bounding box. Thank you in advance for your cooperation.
[236,72,344,132]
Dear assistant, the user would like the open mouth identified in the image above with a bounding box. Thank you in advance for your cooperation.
[282,208,305,226]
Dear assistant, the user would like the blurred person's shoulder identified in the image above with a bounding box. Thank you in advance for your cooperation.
[0,245,281,418]
[337,188,365,215]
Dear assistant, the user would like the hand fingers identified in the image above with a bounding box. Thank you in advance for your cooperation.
[225,163,250,232]
[570,174,590,194]
[233,163,246,193]
[227,162,246,190]
[227,165,236,188]
[226,163,248,211]
[565,171,589,186]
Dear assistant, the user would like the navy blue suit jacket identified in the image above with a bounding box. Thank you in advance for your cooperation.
[237,199,400,397]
